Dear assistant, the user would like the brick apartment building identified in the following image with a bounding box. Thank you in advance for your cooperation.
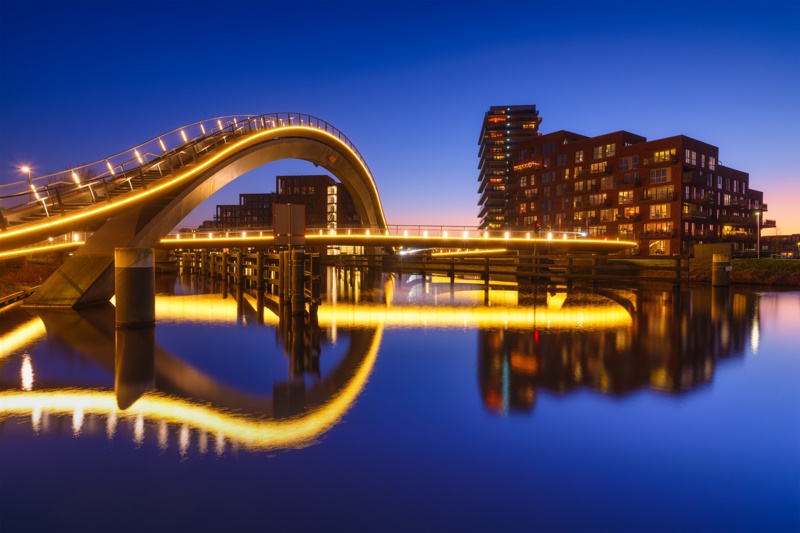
[504,122,772,256]
[214,175,361,231]
[760,234,800,258]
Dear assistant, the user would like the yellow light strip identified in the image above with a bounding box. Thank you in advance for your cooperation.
[0,241,83,260]
[432,249,509,257]
[0,324,383,451]
[0,124,387,248]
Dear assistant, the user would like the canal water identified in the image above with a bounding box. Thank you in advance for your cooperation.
[0,270,798,532]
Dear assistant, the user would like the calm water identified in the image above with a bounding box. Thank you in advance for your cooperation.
[1,270,798,532]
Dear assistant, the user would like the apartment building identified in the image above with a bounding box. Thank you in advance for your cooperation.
[510,129,771,256]
[214,175,360,230]
[477,105,541,230]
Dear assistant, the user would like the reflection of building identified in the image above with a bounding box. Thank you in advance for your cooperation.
[478,288,758,414]
[477,105,542,231]
[498,112,771,256]
[213,175,360,230]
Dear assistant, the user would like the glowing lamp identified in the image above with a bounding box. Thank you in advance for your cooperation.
[21,166,30,173]
[72,171,80,184]
[547,232,553,240]
[463,231,468,239]
[180,129,188,143]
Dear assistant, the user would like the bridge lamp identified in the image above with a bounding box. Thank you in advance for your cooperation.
[504,231,509,240]
[424,230,428,238]
[484,231,488,239]
[48,237,53,242]
[463,231,468,239]
[159,138,167,153]
[71,171,81,184]
[208,233,212,239]
[319,229,323,236]
[404,230,408,238]
[348,229,351,236]
[443,231,448,238]
[217,119,223,132]
[366,230,370,237]
[176,234,180,241]
[581,232,587,238]
[547,232,553,240]
[193,233,196,240]
[134,149,144,165]
[242,231,246,238]
[106,160,115,176]
[260,231,263,237]
[200,123,206,135]
[225,232,229,238]
[563,234,567,241]
[180,129,188,143]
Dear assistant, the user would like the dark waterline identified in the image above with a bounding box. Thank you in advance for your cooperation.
[1,271,798,532]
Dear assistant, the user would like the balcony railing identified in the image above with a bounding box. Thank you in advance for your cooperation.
[614,177,642,188]
[722,231,755,242]
[641,229,676,239]
[644,154,679,167]
[763,219,776,228]
[681,210,708,220]
[640,191,677,202]
[681,170,707,186]
[617,212,641,222]
[578,166,612,177]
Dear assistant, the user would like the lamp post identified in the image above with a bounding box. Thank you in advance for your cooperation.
[755,211,761,259]
[21,166,32,202]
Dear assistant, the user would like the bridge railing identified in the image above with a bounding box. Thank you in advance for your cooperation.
[165,224,640,243]
[0,113,375,216]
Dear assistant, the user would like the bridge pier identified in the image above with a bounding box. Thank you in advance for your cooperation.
[114,248,155,328]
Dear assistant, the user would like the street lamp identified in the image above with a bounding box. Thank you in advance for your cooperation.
[755,211,761,259]
[20,166,32,202]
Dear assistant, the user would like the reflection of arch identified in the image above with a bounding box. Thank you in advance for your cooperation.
[22,121,387,308]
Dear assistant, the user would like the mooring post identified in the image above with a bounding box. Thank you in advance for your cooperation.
[114,248,155,328]
[712,253,730,287]
[236,251,244,286]
[566,254,574,287]
[291,249,305,316]
[256,251,265,292]
[222,251,229,282]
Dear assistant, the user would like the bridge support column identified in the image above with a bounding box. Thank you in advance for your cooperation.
[222,251,229,282]
[114,248,155,328]
[256,251,265,292]
[236,252,244,286]
[292,250,305,316]
[115,326,155,409]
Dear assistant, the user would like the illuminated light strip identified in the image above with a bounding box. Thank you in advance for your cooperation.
[0,124,387,250]
[0,241,84,260]
[0,318,46,360]
[432,249,509,257]
[0,325,383,451]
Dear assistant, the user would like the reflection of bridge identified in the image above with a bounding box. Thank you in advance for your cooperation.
[0,112,636,308]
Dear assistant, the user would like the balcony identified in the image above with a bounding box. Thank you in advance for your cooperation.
[578,166,612,177]
[681,210,708,220]
[722,231,755,243]
[604,197,613,207]
[763,219,776,228]
[686,230,707,239]
[642,229,677,239]
[684,194,711,204]
[614,177,642,188]
[617,212,641,222]
[644,154,679,167]
[681,170,708,186]
[640,191,678,203]
[719,213,756,226]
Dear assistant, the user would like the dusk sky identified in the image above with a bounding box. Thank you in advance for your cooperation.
[1,0,798,233]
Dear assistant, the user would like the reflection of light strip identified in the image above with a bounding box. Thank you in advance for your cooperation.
[0,241,83,260]
[0,318,46,360]
[1,124,386,249]
[152,296,630,329]
[0,325,383,451]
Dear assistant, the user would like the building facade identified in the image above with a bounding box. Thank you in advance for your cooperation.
[510,129,771,256]
[477,105,541,230]
[760,234,800,258]
[214,175,360,231]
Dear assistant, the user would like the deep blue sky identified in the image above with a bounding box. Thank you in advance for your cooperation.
[1,1,798,232]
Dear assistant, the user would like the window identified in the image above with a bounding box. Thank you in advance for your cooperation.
[520,176,527,187]
[733,180,738,193]
[543,144,550,155]
[619,157,629,171]
[623,172,639,185]
[600,209,613,222]
[650,168,669,184]
[633,155,638,169]
[618,223,634,237]
[647,185,675,201]
[575,150,584,163]
[543,157,550,168]
[555,184,563,196]
[606,143,616,157]
[591,162,607,173]
[589,193,606,206]
[650,204,670,219]
[685,149,691,164]
[601,176,613,190]
[562,168,570,180]
[619,190,634,204]
[520,149,528,160]
[701,154,706,168]
[574,166,582,178]
[593,146,603,160]
[717,175,723,189]
[623,206,640,219]
[691,151,697,165]
[653,149,676,163]
[575,180,585,192]
[519,204,526,213]
[556,154,567,167]
[709,157,716,170]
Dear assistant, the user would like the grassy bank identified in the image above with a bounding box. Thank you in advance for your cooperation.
[0,257,59,297]
[689,258,800,286]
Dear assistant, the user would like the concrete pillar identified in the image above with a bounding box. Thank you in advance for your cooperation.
[222,251,229,282]
[256,251,265,291]
[283,251,292,301]
[114,248,155,328]
[712,254,731,287]
[292,250,305,316]
[236,251,244,285]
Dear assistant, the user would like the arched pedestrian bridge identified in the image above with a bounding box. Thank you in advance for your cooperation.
[0,112,636,308]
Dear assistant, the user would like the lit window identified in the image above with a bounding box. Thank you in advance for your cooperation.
[575,150,584,163]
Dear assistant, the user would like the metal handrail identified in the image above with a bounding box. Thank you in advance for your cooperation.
[0,113,375,210]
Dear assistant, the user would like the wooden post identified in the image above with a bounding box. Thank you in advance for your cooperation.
[566,254,574,287]
[236,251,244,285]
[222,251,229,282]
[256,251,265,291]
